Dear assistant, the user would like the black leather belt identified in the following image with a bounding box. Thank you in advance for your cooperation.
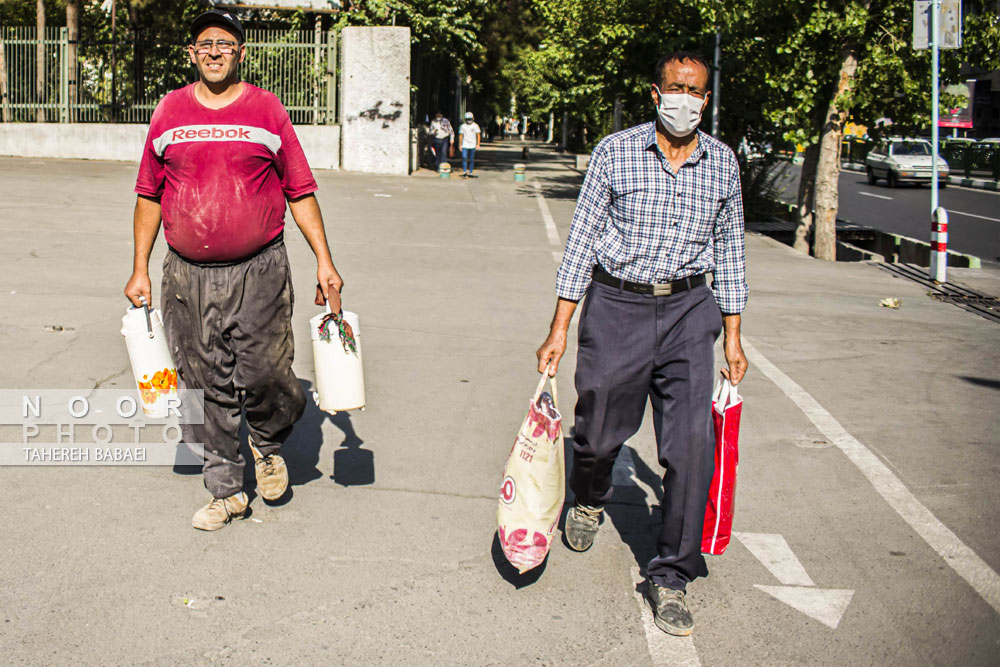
[592,266,706,296]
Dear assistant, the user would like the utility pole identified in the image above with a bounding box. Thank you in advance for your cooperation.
[711,31,721,136]
[914,0,960,283]
[931,0,940,216]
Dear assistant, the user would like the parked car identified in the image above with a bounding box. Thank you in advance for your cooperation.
[865,138,949,188]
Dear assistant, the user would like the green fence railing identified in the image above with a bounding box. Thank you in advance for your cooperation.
[0,26,338,125]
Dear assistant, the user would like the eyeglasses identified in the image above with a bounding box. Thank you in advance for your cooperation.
[192,40,240,55]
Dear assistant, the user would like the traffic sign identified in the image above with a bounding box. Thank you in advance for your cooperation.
[913,0,962,50]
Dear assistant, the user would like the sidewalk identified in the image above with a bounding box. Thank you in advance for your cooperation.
[0,143,998,666]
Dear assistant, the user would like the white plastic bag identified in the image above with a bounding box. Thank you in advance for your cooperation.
[497,372,565,574]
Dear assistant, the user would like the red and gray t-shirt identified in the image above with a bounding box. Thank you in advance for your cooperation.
[135,83,317,262]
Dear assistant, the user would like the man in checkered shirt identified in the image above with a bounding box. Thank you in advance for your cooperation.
[536,52,748,637]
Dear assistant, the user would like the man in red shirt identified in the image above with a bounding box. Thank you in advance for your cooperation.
[124,9,346,530]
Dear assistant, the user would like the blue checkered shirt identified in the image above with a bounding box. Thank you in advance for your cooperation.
[556,122,748,314]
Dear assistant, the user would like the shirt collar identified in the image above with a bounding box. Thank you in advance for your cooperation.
[643,122,709,164]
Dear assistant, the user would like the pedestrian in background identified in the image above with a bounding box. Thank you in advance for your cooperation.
[535,51,748,636]
[459,112,482,178]
[429,110,454,171]
[125,9,348,531]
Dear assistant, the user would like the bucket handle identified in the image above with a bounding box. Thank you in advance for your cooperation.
[139,296,154,339]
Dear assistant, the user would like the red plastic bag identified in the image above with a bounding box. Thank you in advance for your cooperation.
[702,377,742,556]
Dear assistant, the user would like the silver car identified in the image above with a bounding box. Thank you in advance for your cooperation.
[866,139,949,188]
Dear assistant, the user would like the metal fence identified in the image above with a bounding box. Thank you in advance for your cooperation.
[0,26,338,125]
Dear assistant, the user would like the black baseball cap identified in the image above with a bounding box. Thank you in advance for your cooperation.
[190,9,245,44]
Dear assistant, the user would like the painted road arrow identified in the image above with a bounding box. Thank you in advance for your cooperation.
[734,532,855,630]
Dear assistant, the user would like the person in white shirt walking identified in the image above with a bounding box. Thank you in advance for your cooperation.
[458,112,481,178]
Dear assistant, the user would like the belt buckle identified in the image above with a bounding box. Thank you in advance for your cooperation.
[652,283,674,297]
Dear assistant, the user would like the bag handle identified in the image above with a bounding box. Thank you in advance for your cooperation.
[533,365,559,412]
[714,375,740,409]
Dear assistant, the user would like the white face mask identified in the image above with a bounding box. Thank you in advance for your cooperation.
[654,85,705,138]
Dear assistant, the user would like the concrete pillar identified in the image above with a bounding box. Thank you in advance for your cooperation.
[340,26,411,175]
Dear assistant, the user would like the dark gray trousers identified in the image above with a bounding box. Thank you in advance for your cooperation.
[162,241,306,499]
[570,280,722,591]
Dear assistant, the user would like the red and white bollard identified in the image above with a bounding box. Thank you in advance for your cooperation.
[930,207,948,284]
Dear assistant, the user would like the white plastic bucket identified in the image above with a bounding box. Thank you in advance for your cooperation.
[310,308,365,414]
[120,300,178,418]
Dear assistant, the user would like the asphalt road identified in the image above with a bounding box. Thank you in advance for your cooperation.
[777,163,1000,263]
[1,145,998,665]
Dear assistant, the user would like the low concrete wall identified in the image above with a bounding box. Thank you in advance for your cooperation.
[293,125,341,170]
[0,123,341,170]
[0,123,148,162]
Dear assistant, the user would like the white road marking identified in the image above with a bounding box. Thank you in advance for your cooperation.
[858,191,893,200]
[733,532,815,586]
[754,586,855,630]
[735,532,856,628]
[743,338,1000,616]
[948,209,1000,223]
[629,566,702,667]
[532,181,562,249]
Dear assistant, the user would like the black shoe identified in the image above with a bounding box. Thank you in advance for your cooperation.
[564,503,603,551]
[646,582,694,636]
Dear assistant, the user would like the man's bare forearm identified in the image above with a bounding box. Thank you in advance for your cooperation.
[549,298,579,334]
[288,193,334,267]
[132,195,162,273]
[723,313,740,342]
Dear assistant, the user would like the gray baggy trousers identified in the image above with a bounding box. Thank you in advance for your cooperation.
[570,279,722,591]
[162,240,306,499]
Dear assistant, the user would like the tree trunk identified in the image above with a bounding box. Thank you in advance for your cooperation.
[793,143,819,253]
[36,0,46,123]
[66,0,78,122]
[813,46,861,261]
[0,21,10,122]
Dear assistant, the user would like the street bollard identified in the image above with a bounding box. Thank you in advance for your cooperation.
[514,163,526,182]
[930,207,948,284]
[439,162,451,179]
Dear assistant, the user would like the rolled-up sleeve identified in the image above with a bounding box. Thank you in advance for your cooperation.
[711,161,748,314]
[555,144,611,301]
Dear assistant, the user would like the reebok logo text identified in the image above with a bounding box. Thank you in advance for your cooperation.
[152,124,282,156]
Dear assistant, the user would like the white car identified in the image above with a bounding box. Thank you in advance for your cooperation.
[866,139,949,188]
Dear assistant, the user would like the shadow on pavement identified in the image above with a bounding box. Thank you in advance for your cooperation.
[330,411,374,486]
[604,444,664,581]
[490,530,549,589]
[959,376,1000,391]
[515,173,585,201]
